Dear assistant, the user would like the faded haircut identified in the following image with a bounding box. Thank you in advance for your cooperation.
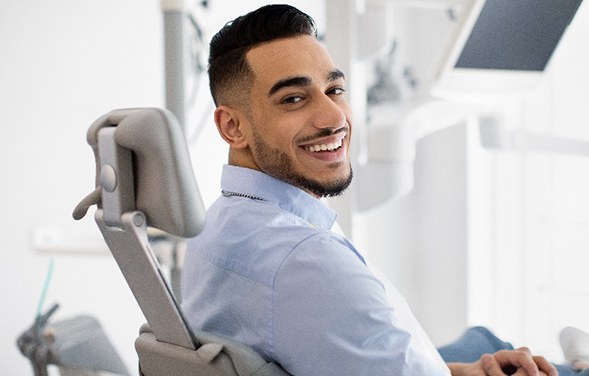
[208,4,317,107]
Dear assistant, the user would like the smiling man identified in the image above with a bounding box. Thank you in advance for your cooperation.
[181,4,556,376]
[214,30,353,198]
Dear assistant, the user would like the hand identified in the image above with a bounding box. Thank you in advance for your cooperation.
[448,347,557,376]
[480,347,557,376]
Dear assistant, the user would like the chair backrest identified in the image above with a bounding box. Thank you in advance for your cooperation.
[74,108,289,375]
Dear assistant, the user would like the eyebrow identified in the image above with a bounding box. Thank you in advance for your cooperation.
[267,68,345,97]
[328,69,345,82]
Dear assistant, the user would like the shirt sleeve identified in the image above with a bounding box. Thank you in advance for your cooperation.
[272,232,449,376]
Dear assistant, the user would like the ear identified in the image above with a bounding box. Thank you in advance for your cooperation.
[214,105,250,149]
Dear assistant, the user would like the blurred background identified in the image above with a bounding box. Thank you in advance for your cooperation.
[2,0,589,374]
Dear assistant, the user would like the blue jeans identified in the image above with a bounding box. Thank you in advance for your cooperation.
[438,326,589,375]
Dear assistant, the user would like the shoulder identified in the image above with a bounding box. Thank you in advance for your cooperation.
[190,197,346,285]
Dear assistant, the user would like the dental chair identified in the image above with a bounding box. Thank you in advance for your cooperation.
[73,108,289,376]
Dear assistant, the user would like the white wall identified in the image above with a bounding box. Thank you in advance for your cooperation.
[0,1,166,373]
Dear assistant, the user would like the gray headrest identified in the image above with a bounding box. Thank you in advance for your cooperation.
[74,108,205,238]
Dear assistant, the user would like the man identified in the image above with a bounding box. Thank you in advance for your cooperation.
[181,4,558,375]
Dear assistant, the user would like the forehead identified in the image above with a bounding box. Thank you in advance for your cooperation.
[246,35,339,90]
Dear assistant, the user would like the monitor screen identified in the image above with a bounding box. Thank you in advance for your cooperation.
[432,0,584,97]
[456,0,583,71]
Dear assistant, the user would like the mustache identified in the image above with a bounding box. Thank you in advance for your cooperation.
[297,127,348,144]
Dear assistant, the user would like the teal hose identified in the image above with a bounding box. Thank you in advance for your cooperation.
[36,258,55,319]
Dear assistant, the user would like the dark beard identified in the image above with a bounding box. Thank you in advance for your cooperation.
[252,130,353,197]
[288,164,353,197]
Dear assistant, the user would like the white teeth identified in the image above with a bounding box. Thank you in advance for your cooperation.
[306,139,342,152]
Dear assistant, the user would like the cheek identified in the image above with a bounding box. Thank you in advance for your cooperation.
[271,132,298,155]
[258,121,299,148]
[250,103,310,150]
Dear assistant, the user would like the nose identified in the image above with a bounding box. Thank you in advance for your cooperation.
[313,94,348,130]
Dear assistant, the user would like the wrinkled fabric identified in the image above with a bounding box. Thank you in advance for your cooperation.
[182,165,450,375]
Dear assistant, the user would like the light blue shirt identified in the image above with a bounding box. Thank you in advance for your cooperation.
[181,165,450,375]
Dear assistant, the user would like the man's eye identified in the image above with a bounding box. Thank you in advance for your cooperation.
[328,87,346,95]
[282,95,303,104]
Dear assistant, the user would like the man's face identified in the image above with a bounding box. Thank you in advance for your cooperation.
[242,35,353,197]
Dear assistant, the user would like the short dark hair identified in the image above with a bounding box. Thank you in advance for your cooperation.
[208,4,317,107]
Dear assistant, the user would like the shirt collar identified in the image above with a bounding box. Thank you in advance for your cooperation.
[220,165,338,230]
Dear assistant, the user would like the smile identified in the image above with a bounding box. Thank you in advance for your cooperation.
[300,131,347,153]
[305,139,343,152]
